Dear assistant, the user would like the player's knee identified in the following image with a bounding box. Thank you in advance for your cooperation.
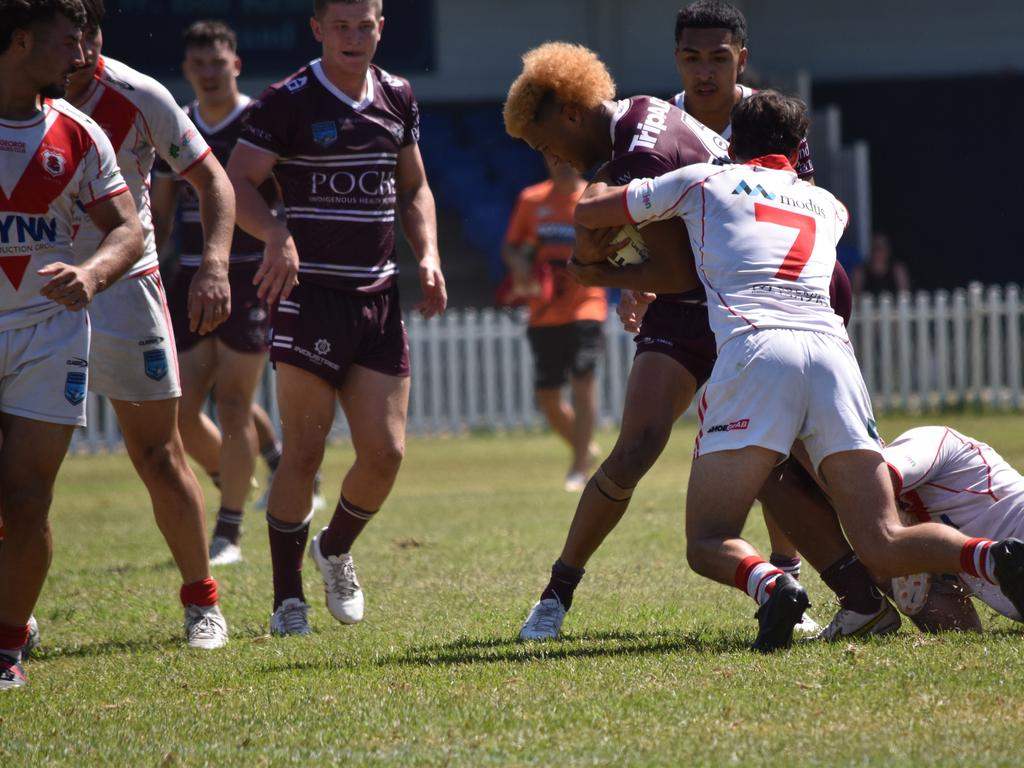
[215,392,252,432]
[606,425,669,484]
[359,439,405,480]
[685,538,716,578]
[282,438,327,477]
[0,483,54,530]
[132,438,184,480]
[851,524,902,581]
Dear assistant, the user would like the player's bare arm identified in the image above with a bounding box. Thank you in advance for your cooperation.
[573,181,632,230]
[226,142,298,306]
[150,173,179,256]
[568,219,698,293]
[39,191,143,311]
[396,143,447,318]
[180,154,233,334]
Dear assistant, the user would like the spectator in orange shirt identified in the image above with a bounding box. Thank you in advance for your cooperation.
[503,160,608,491]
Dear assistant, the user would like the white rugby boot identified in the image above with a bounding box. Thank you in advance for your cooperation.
[184,604,229,649]
[816,600,901,641]
[792,612,821,637]
[309,529,364,624]
[270,598,312,636]
[208,536,242,566]
[518,598,567,641]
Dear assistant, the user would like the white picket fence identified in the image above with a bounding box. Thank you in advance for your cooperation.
[70,283,1023,453]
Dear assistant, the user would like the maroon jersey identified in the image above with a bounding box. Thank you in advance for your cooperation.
[607,96,729,303]
[239,61,419,293]
[154,96,274,266]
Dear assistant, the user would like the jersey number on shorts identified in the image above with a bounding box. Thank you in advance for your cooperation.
[754,203,817,280]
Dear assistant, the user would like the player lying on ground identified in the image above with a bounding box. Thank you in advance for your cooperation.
[573,89,1024,651]
[504,41,831,640]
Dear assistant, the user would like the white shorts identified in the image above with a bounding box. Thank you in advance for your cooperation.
[87,270,181,401]
[0,310,90,426]
[695,328,882,470]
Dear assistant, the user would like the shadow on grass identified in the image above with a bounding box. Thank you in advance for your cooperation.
[29,635,185,661]
[375,627,752,668]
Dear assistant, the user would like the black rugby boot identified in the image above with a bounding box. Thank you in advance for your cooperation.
[752,574,810,653]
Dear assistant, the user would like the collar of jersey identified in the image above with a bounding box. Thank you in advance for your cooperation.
[311,59,374,112]
[744,154,796,173]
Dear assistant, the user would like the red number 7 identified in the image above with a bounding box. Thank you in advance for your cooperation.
[754,203,817,280]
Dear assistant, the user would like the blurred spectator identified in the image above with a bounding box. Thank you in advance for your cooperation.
[502,160,607,491]
[853,232,911,295]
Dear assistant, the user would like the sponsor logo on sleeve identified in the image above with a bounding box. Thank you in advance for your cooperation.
[311,120,339,147]
[285,76,309,93]
[168,143,180,159]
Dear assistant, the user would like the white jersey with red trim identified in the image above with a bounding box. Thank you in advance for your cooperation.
[884,426,1024,542]
[623,156,848,349]
[70,56,211,276]
[0,99,127,332]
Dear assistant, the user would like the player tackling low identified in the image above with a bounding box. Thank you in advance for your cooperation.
[0,0,143,690]
[228,0,446,635]
[574,90,1024,651]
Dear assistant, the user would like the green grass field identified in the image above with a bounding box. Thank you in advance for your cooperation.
[3,413,1024,766]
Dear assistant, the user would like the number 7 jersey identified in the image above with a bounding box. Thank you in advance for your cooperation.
[623,154,849,349]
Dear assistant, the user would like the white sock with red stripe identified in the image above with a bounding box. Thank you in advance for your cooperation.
[960,538,998,584]
[734,556,784,605]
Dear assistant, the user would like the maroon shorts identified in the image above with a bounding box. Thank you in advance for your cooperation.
[169,261,270,354]
[269,281,409,388]
[634,296,717,387]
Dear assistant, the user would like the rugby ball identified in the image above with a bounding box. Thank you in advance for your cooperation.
[607,224,650,267]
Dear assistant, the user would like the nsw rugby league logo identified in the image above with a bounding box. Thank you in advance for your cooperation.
[41,148,66,177]
[312,120,338,147]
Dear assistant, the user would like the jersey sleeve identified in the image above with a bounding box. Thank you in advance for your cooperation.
[504,193,537,247]
[603,151,676,185]
[795,137,815,179]
[238,87,288,157]
[623,165,707,225]
[78,119,128,208]
[883,427,956,495]
[144,80,211,175]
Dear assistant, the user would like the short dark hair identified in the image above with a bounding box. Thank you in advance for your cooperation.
[0,0,86,55]
[79,0,102,29]
[183,20,237,53]
[313,0,382,19]
[729,90,808,160]
[674,0,747,47]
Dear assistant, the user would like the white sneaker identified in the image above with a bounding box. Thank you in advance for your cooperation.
[518,598,567,641]
[309,529,364,624]
[792,612,821,637]
[312,493,327,513]
[184,604,229,649]
[22,615,39,659]
[209,536,242,566]
[270,598,312,636]
[564,471,587,493]
[816,600,902,641]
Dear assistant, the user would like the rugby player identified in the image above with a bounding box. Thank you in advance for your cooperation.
[62,0,234,648]
[503,159,605,492]
[574,90,1024,651]
[0,0,143,689]
[152,20,292,567]
[506,42,824,640]
[228,0,447,635]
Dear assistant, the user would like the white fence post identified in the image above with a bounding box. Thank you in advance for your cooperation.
[1008,285,1022,410]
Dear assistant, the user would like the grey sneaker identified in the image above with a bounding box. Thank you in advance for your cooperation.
[209,536,242,566]
[270,598,311,636]
[518,598,567,641]
[309,529,364,625]
[184,604,229,649]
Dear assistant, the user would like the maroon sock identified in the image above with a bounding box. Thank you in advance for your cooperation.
[820,552,884,614]
[267,513,309,609]
[180,577,219,607]
[770,553,802,580]
[540,559,586,610]
[262,444,282,473]
[213,507,243,545]
[318,496,377,557]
